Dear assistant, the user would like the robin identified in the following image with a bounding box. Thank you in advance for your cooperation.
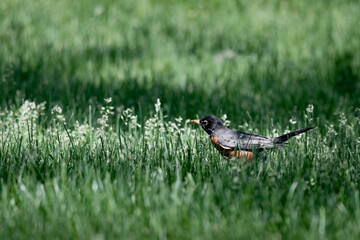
[191,115,314,161]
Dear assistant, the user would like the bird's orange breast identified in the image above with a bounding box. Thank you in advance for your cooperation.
[210,136,253,162]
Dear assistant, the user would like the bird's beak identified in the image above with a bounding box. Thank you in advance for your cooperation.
[190,120,201,125]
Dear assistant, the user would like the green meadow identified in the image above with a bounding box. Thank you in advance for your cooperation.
[1,0,360,239]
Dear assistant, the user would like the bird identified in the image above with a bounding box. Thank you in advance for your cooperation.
[191,115,314,162]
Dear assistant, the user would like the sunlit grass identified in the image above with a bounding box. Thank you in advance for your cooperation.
[1,0,360,239]
[1,99,359,239]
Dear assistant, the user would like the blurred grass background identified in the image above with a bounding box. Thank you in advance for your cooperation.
[1,0,359,123]
[1,0,360,239]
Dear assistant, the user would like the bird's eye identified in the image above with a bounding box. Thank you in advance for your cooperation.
[203,120,208,125]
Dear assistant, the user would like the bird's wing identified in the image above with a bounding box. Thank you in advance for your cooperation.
[217,131,274,150]
[236,132,274,150]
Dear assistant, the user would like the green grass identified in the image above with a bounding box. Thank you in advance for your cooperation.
[1,0,360,239]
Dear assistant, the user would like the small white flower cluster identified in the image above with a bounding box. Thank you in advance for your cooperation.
[221,114,231,127]
[51,105,65,123]
[97,98,114,132]
[120,108,140,129]
[155,98,161,113]
[305,104,314,123]
[271,128,279,139]
[3,100,46,143]
[165,116,193,138]
[289,117,297,125]
[143,99,196,154]
[338,112,347,126]
[104,97,112,103]
[144,100,166,148]
[47,105,70,148]
[326,124,337,137]
[306,104,314,113]
[72,121,90,146]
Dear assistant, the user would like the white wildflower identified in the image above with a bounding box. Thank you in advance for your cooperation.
[97,115,109,128]
[221,114,231,127]
[37,102,46,115]
[97,100,114,132]
[120,108,140,128]
[326,124,338,136]
[51,105,65,123]
[271,128,278,138]
[17,100,41,139]
[175,117,183,123]
[295,134,302,140]
[104,97,112,103]
[155,98,161,113]
[130,116,138,128]
[283,129,291,134]
[338,112,347,126]
[29,102,36,110]
[306,104,314,113]
[289,117,297,125]
[305,104,314,123]
[51,105,62,115]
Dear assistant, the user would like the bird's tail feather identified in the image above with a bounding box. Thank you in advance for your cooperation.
[273,127,314,144]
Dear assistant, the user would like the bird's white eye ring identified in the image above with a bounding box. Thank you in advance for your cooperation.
[203,120,208,125]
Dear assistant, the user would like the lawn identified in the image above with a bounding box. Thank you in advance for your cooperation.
[0,0,360,239]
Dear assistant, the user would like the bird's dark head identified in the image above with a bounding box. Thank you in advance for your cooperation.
[191,115,225,135]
